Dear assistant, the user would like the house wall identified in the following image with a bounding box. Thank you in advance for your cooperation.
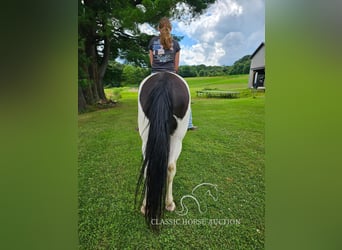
[248,45,265,88]
[250,45,265,69]
[248,69,255,88]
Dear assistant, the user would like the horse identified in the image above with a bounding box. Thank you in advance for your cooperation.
[135,72,191,230]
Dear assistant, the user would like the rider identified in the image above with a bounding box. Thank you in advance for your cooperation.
[148,17,198,130]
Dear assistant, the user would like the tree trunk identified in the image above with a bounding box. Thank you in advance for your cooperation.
[96,36,110,101]
[84,34,110,103]
[86,38,100,103]
[78,84,87,113]
[83,81,95,105]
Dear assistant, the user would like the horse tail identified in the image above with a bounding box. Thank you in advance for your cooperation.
[136,73,175,229]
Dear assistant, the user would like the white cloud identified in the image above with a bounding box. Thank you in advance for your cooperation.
[181,43,225,65]
[175,0,265,65]
[138,23,158,36]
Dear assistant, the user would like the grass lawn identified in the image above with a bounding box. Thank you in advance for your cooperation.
[78,75,265,249]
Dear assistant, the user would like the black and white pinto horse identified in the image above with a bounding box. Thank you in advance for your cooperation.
[135,72,190,229]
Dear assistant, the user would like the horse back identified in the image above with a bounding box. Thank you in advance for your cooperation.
[139,72,190,120]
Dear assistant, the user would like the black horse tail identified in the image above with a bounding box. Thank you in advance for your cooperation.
[136,73,176,230]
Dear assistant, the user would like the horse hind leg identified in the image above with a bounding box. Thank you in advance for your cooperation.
[141,194,146,215]
[165,162,176,211]
[140,165,147,215]
[141,162,174,214]
[166,136,184,212]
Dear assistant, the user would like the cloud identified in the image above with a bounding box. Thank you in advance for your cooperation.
[137,23,158,36]
[181,42,225,65]
[174,0,265,65]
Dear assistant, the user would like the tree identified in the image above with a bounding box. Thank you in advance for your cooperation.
[103,61,124,87]
[229,55,251,75]
[78,0,216,112]
[122,65,149,86]
[178,65,197,77]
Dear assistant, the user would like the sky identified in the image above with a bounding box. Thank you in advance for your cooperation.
[139,0,265,66]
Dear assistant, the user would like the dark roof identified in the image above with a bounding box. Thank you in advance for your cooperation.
[250,42,265,59]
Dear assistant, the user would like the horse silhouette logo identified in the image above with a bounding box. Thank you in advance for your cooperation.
[176,183,219,216]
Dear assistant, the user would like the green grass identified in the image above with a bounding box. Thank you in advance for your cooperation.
[185,74,249,95]
[78,75,265,249]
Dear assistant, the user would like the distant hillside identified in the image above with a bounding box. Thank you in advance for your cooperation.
[178,55,251,77]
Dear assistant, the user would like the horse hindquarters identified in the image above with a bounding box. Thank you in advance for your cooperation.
[136,72,190,230]
[137,77,173,229]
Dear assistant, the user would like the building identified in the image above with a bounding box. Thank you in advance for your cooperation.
[248,42,265,89]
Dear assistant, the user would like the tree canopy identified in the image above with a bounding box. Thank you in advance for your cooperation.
[78,0,216,112]
[228,55,251,75]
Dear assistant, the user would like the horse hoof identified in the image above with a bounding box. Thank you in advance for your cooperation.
[165,202,176,212]
[140,205,146,215]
